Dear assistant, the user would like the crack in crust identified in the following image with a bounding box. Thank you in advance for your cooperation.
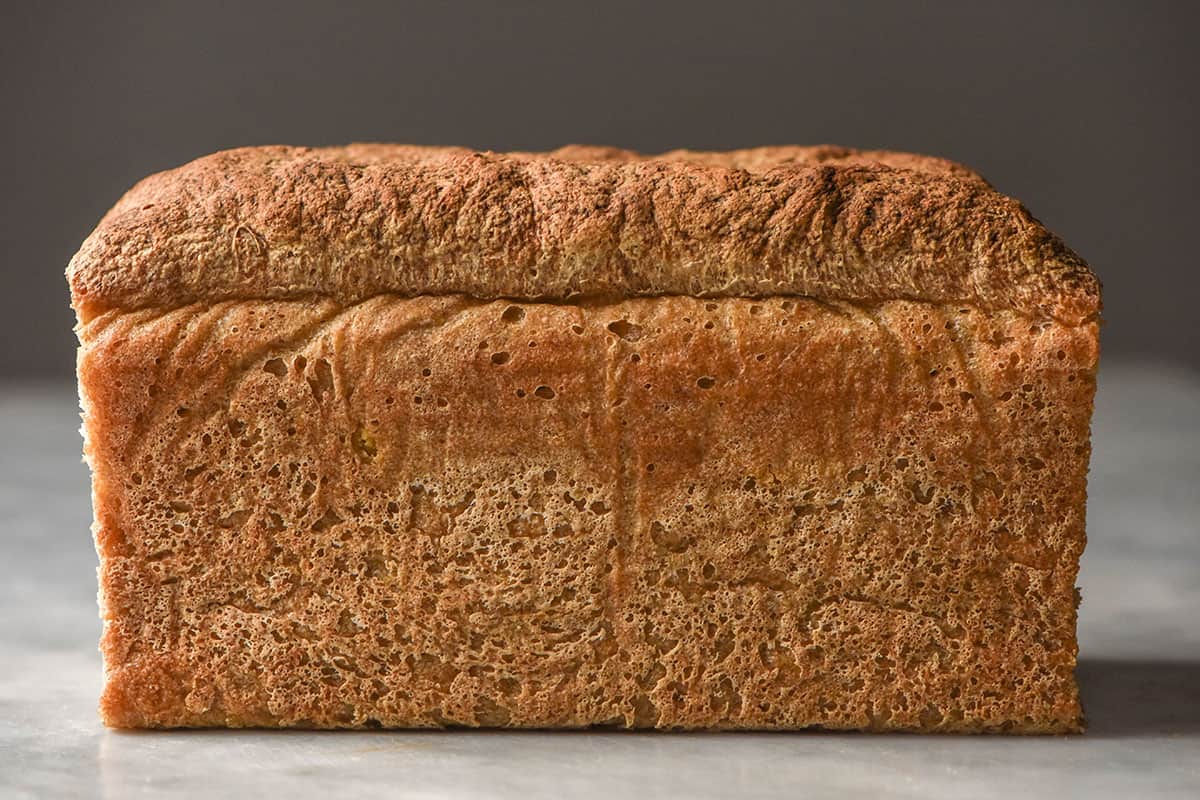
[67,144,1099,325]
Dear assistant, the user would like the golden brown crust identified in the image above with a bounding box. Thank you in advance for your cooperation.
[79,295,1096,732]
[67,145,1099,325]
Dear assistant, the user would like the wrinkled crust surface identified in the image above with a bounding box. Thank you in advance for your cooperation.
[67,145,1099,325]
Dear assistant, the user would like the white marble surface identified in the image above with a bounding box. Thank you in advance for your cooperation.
[2,363,1198,799]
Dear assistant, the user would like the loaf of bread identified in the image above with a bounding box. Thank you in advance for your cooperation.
[69,145,1099,732]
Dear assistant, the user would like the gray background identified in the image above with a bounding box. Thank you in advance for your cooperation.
[3,0,1197,378]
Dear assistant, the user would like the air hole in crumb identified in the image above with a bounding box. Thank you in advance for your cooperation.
[228,419,246,436]
[422,367,432,377]
[501,306,526,323]
[755,354,766,362]
[534,386,556,400]
[909,482,935,505]
[607,320,643,341]
[263,358,287,377]
[436,397,448,408]
[750,305,763,315]
[571,324,584,335]
[696,376,716,390]
[308,358,334,401]
[313,508,343,532]
[704,321,715,330]
[543,469,557,483]
[276,400,287,410]
[491,352,511,365]
[646,463,655,473]
[630,353,641,363]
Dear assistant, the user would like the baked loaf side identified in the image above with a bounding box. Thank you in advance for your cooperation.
[71,145,1100,732]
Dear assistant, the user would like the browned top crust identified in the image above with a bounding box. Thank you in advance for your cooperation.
[67,145,1099,324]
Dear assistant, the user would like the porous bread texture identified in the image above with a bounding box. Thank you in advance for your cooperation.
[78,294,1097,732]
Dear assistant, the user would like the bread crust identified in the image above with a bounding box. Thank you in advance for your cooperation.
[67,145,1099,325]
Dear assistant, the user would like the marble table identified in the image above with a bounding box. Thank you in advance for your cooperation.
[3,363,1198,799]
